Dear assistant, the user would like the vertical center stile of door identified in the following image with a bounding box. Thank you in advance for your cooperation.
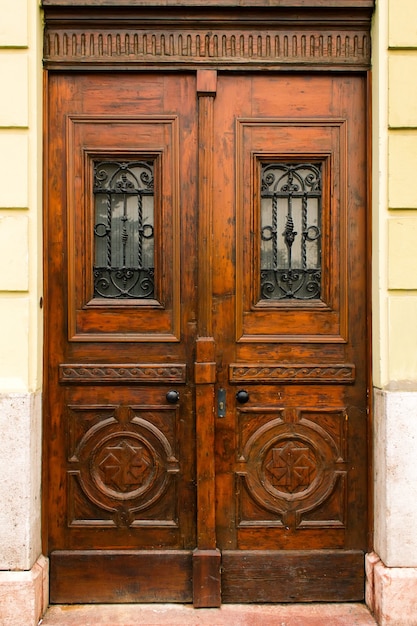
[193,69,221,608]
[197,69,217,338]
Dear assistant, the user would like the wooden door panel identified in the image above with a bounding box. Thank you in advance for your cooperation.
[235,404,348,537]
[45,73,198,602]
[50,551,193,603]
[221,550,364,603]
[68,115,181,341]
[236,119,346,341]
[213,74,368,601]
[65,395,183,539]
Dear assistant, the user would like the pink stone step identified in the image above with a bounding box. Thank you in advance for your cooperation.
[41,603,377,626]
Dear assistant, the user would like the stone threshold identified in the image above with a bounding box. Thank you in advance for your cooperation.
[40,602,376,626]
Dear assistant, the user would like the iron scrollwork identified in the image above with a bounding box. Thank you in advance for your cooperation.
[93,160,155,299]
[260,162,322,300]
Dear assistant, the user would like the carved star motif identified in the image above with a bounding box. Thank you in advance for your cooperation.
[98,439,151,492]
[266,442,316,494]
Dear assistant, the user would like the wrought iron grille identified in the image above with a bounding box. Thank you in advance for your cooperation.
[260,162,322,300]
[93,160,155,299]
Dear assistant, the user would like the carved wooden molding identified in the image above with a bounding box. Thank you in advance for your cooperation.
[229,364,355,383]
[42,1,374,6]
[44,30,370,68]
[43,7,373,70]
[59,363,187,383]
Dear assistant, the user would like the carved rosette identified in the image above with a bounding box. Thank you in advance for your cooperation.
[237,413,347,528]
[263,440,319,495]
[69,406,179,526]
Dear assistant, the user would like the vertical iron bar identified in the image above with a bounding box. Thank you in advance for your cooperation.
[137,191,143,270]
[272,195,278,270]
[317,193,322,268]
[302,192,308,270]
[106,191,112,269]
[121,192,127,267]
[287,193,293,269]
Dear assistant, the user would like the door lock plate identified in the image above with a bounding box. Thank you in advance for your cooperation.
[217,388,226,417]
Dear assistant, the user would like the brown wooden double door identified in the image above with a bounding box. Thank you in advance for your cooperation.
[44,71,368,605]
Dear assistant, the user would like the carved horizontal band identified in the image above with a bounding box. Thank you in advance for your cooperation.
[229,364,355,384]
[44,29,371,68]
[59,364,186,384]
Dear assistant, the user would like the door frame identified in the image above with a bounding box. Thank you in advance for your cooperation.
[42,0,374,608]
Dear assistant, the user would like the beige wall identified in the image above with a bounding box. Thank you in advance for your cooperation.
[372,7,417,620]
[381,0,417,386]
[0,0,42,394]
[0,0,43,575]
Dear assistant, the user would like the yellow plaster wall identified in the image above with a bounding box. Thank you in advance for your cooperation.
[0,1,43,392]
[388,0,417,49]
[384,0,417,384]
[0,0,28,47]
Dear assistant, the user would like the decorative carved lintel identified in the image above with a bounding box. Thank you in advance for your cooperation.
[43,6,372,70]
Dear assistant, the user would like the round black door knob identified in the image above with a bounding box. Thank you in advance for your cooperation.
[166,390,180,403]
[236,390,250,404]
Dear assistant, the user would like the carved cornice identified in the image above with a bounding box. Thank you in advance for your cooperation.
[59,363,187,383]
[229,364,355,383]
[42,1,374,6]
[43,7,372,70]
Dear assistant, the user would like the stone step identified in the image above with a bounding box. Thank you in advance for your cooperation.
[41,603,377,626]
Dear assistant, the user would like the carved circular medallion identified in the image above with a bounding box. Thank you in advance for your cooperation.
[242,418,339,515]
[74,416,178,514]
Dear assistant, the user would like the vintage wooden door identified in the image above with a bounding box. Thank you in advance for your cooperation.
[43,1,372,607]
[44,69,369,605]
